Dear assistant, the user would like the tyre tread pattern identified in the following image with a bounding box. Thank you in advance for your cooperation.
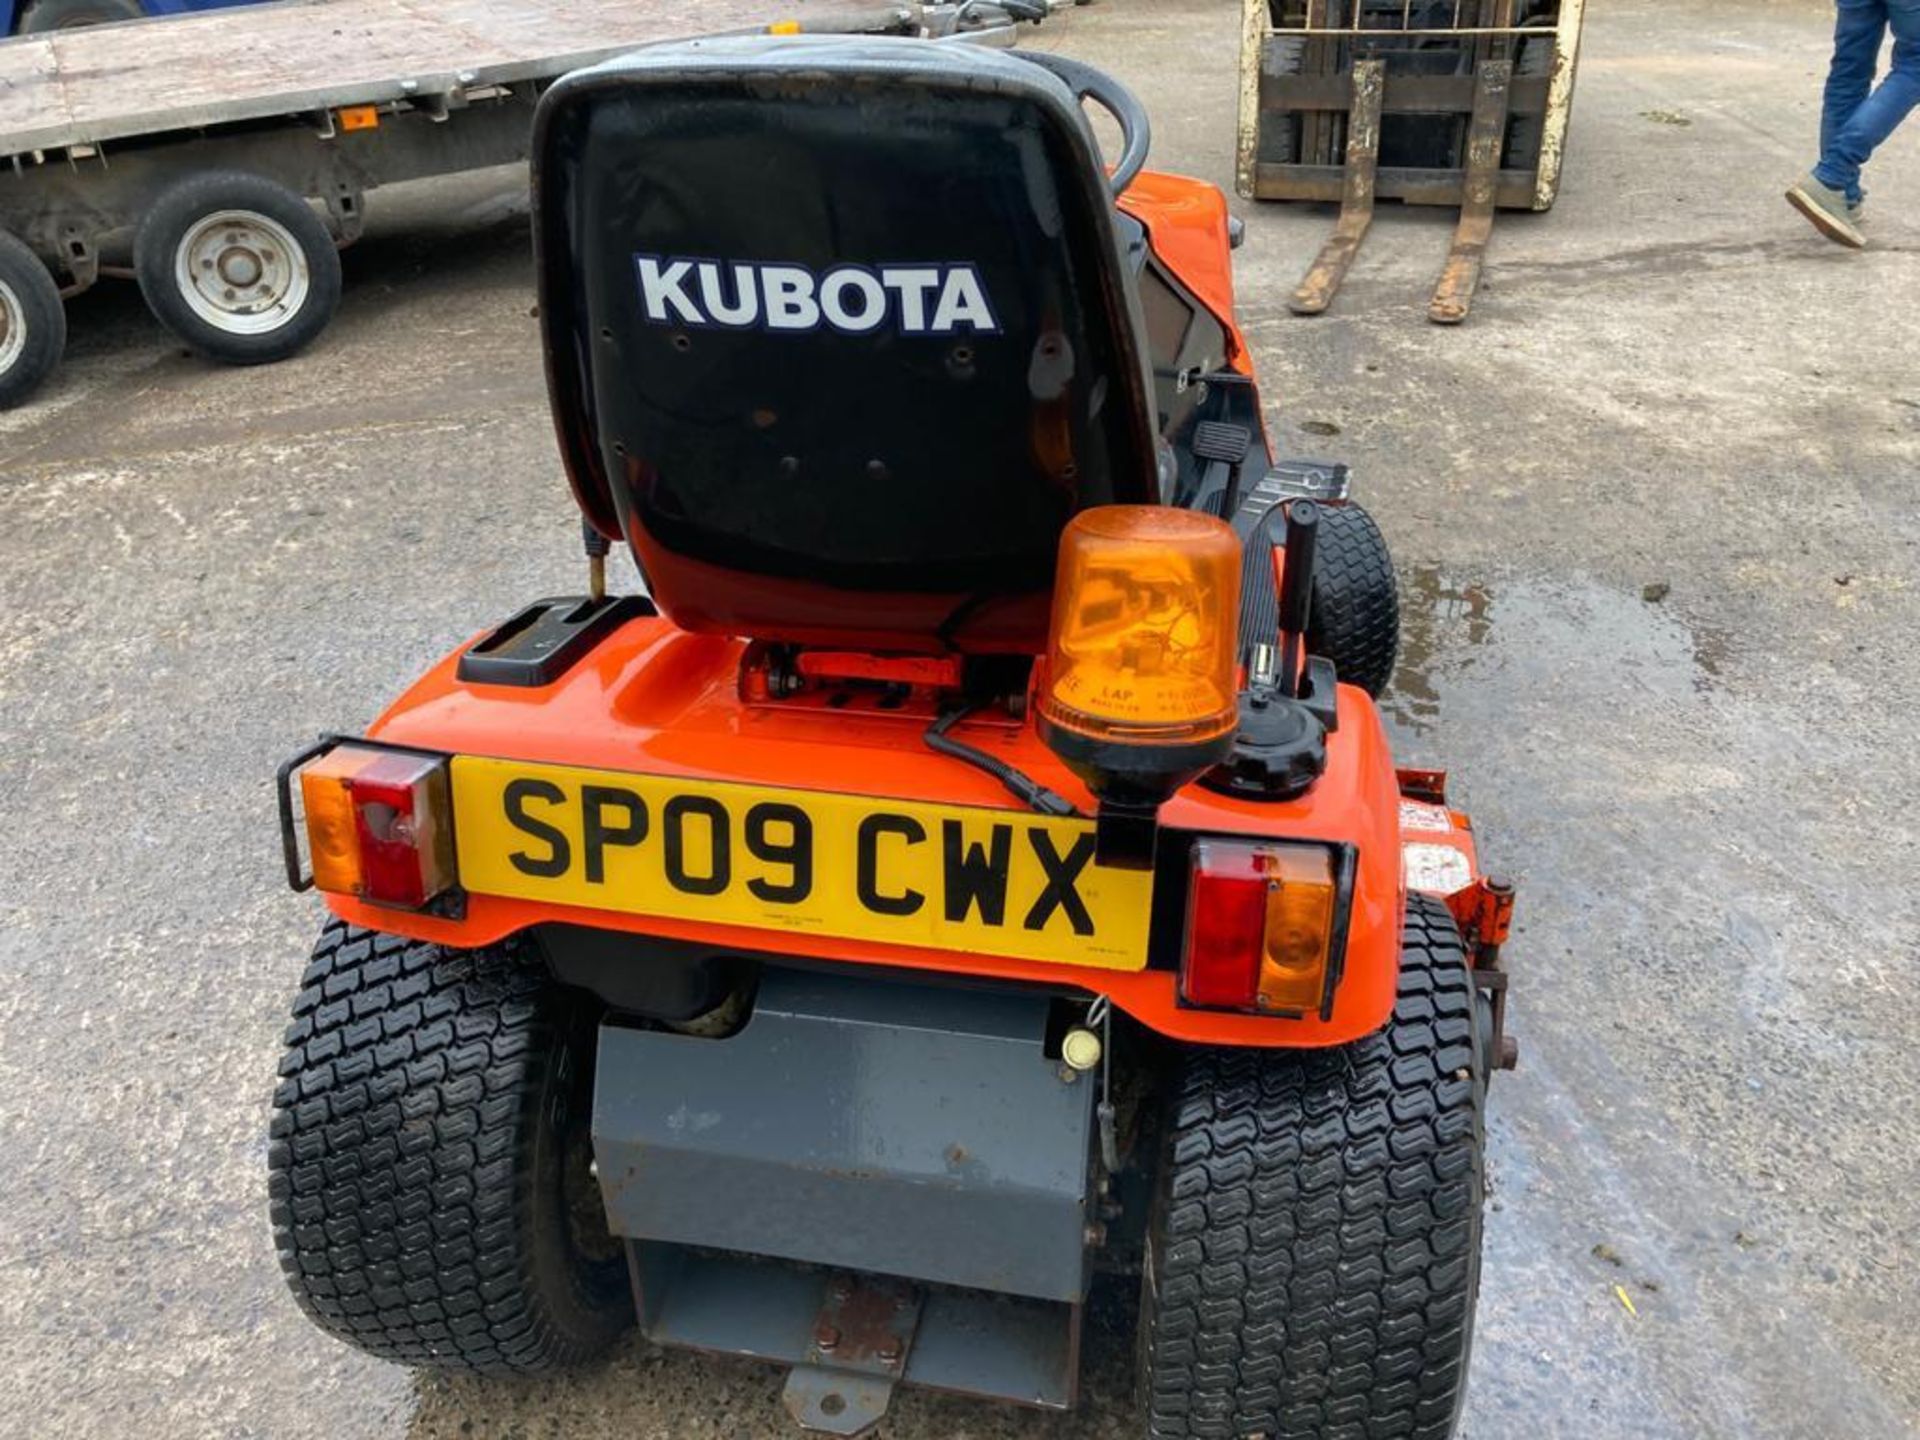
[0,229,66,409]
[1307,502,1400,699]
[267,921,615,1375]
[1144,896,1483,1440]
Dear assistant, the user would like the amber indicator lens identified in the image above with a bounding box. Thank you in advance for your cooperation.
[1039,506,1242,746]
[1257,844,1337,1013]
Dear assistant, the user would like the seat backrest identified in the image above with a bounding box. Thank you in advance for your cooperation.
[533,35,1161,654]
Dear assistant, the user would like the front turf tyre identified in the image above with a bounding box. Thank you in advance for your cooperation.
[134,171,341,365]
[268,923,633,1374]
[0,230,66,410]
[1141,896,1484,1440]
[1307,501,1400,699]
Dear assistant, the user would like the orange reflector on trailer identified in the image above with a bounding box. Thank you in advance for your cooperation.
[767,19,801,33]
[338,105,380,132]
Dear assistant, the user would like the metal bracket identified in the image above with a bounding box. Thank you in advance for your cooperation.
[325,183,365,246]
[783,1367,896,1437]
[1429,58,1514,325]
[1232,460,1351,540]
[56,227,98,299]
[276,734,342,891]
[1288,57,1383,316]
[782,1274,923,1436]
[1451,873,1519,1071]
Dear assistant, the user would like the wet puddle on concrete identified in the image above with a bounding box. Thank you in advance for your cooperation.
[1383,566,1730,745]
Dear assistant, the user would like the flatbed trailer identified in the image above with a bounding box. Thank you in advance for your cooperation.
[0,0,933,406]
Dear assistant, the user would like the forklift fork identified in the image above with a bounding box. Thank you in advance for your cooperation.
[1290,55,1519,324]
[1288,58,1384,317]
[1428,57,1514,325]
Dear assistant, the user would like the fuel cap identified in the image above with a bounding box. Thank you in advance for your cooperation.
[1199,689,1328,802]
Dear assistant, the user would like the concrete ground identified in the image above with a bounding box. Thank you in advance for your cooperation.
[1,0,1916,1436]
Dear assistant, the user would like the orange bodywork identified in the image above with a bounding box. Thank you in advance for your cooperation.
[326,616,1408,1049]
[314,171,1452,1051]
[1119,171,1254,374]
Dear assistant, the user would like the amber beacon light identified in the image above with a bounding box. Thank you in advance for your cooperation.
[1037,506,1243,866]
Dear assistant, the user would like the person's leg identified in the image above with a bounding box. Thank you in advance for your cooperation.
[1819,0,1920,195]
[1820,0,1881,205]
[1817,0,1891,204]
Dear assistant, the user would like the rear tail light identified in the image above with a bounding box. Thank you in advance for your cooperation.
[1180,839,1340,1014]
[299,745,455,909]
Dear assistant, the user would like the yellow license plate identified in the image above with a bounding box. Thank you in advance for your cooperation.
[450,756,1154,971]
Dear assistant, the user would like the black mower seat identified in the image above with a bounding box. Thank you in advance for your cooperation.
[533,35,1161,655]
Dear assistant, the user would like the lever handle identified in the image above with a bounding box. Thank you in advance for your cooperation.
[1274,500,1319,697]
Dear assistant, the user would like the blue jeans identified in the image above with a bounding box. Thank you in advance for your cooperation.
[1815,0,1920,204]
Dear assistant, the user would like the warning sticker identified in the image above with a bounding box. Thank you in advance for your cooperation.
[1399,799,1455,834]
[1403,842,1473,896]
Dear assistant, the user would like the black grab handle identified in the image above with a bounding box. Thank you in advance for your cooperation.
[1017,50,1153,195]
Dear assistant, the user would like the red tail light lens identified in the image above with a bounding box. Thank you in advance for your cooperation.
[1182,840,1270,1008]
[1180,839,1340,1014]
[300,746,455,910]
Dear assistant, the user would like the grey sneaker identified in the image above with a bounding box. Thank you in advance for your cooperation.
[1786,173,1866,248]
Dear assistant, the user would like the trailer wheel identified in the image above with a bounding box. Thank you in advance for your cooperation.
[135,171,341,365]
[268,922,633,1374]
[0,230,66,410]
[1139,895,1485,1440]
[17,0,141,30]
[1307,500,1400,698]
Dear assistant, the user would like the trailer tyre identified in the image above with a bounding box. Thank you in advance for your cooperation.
[135,171,341,365]
[17,0,142,30]
[268,922,633,1375]
[0,230,66,411]
[1140,895,1485,1440]
[1307,500,1400,698]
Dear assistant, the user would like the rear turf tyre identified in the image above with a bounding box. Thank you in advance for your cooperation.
[0,230,66,410]
[17,0,141,29]
[268,922,632,1374]
[1307,501,1400,699]
[1140,896,1485,1440]
[134,171,341,365]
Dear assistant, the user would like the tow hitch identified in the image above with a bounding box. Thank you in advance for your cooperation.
[784,1274,922,1435]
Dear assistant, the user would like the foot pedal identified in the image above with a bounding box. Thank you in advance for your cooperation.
[1188,420,1254,517]
[781,1275,923,1436]
[1192,421,1253,465]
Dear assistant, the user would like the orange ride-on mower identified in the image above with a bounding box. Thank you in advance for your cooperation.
[269,34,1517,1440]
